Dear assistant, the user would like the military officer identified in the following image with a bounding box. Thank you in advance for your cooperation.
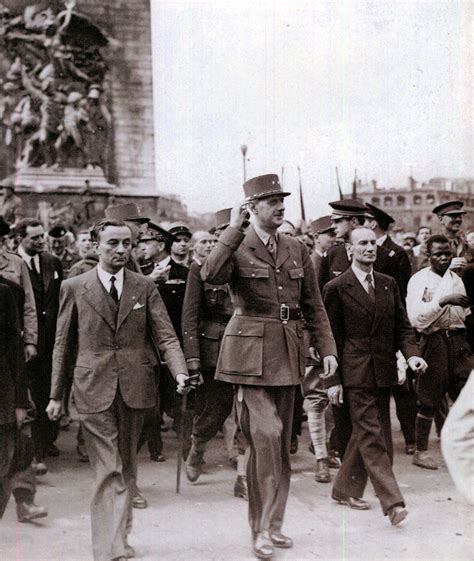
[48,224,81,276]
[201,174,337,560]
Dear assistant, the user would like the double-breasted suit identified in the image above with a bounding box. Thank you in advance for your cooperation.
[202,225,336,537]
[323,268,419,513]
[51,267,187,561]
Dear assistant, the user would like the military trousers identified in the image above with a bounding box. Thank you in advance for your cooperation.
[79,387,146,561]
[236,384,295,537]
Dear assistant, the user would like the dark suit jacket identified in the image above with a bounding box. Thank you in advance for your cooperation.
[318,243,398,290]
[26,252,63,356]
[381,235,411,302]
[201,225,337,386]
[0,284,27,425]
[181,260,233,370]
[51,267,187,414]
[322,269,418,388]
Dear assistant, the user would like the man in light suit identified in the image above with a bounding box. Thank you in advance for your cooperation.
[202,174,337,559]
[47,219,189,561]
[323,227,427,526]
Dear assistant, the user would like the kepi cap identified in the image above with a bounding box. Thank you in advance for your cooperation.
[243,174,290,202]
[168,222,192,238]
[365,203,395,228]
[311,215,336,235]
[214,208,231,230]
[105,203,149,224]
[138,222,175,244]
[329,199,367,219]
[432,200,466,216]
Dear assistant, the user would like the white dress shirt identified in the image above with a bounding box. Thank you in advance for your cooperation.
[351,263,375,294]
[376,234,388,247]
[18,245,40,273]
[97,265,124,299]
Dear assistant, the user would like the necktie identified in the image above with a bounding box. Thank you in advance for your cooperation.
[366,273,375,302]
[109,275,119,303]
[30,258,39,277]
[267,235,277,261]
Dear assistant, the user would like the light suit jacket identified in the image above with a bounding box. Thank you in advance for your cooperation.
[50,267,187,414]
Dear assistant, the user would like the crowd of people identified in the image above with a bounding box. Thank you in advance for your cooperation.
[0,175,473,561]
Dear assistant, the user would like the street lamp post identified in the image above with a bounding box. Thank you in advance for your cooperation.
[240,144,247,182]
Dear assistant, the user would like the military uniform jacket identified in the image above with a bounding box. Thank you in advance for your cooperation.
[322,269,419,389]
[51,267,187,414]
[182,260,233,370]
[318,242,398,289]
[201,225,337,386]
[381,235,412,302]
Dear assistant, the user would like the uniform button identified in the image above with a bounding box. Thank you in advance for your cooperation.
[276,269,280,273]
[42,311,46,315]
[278,286,283,290]
[251,273,255,277]
[238,330,242,334]
[213,288,217,292]
[282,320,288,325]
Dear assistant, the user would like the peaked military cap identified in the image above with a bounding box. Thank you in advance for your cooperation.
[105,202,149,223]
[329,198,367,219]
[365,203,395,228]
[214,208,232,230]
[0,216,10,236]
[311,215,336,235]
[139,222,175,244]
[48,224,68,238]
[432,200,466,216]
[243,174,290,202]
[168,222,192,238]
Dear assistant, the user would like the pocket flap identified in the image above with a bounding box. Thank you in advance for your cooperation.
[289,267,304,279]
[225,322,264,337]
[200,321,221,340]
[240,267,269,279]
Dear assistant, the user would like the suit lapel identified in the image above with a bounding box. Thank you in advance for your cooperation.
[82,269,117,331]
[116,270,145,332]
[371,273,391,334]
[341,269,375,321]
[245,226,275,268]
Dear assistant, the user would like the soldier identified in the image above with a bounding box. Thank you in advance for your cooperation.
[48,224,81,276]
[433,200,469,257]
[201,174,337,559]
[182,208,248,497]
[310,216,336,276]
[168,222,192,268]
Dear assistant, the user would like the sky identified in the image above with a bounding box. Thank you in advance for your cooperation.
[150,1,473,221]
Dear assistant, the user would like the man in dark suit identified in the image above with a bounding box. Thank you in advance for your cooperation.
[47,219,189,561]
[16,219,63,470]
[365,203,417,455]
[202,174,337,559]
[310,216,336,278]
[323,227,427,526]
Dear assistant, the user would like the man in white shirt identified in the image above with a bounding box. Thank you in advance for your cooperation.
[406,234,471,470]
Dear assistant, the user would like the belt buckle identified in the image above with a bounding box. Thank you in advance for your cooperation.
[280,304,290,321]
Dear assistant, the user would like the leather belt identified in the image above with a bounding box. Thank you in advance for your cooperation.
[201,314,232,324]
[438,328,466,338]
[234,304,302,321]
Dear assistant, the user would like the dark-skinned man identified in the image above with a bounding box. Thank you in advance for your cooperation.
[323,227,427,525]
[202,174,337,560]
[406,234,472,470]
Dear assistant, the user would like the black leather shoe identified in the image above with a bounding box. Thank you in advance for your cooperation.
[132,492,148,509]
[332,491,370,510]
[234,475,248,501]
[270,532,293,548]
[387,505,408,526]
[186,446,204,482]
[150,453,165,462]
[314,459,331,483]
[17,501,48,523]
[253,531,274,559]
[327,454,341,469]
[405,444,415,455]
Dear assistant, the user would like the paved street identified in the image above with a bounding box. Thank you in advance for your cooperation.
[1,410,472,561]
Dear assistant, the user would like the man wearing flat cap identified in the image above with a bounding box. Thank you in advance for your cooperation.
[48,224,80,276]
[202,174,338,559]
[310,216,336,277]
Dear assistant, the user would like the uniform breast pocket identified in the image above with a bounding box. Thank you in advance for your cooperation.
[220,322,264,376]
[240,267,270,279]
[288,267,304,297]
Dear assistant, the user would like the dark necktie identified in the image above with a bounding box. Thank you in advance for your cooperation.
[267,235,277,261]
[366,273,375,303]
[30,258,40,278]
[109,275,119,303]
